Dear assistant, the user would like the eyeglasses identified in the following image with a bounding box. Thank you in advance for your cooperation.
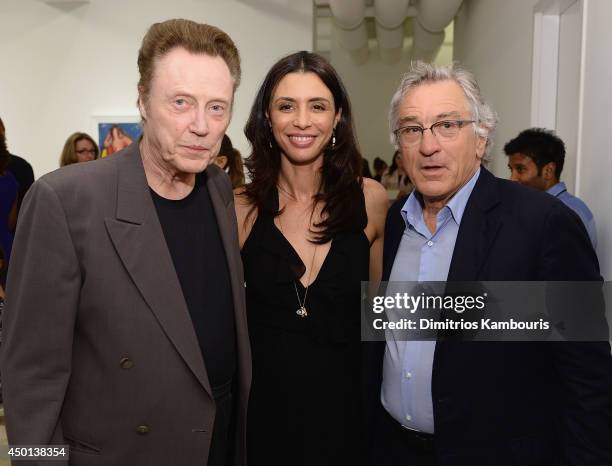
[394,120,475,147]
[76,149,97,155]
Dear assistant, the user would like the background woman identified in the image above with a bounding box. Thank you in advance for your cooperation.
[59,132,99,167]
[213,134,245,188]
[381,150,413,199]
[234,51,387,465]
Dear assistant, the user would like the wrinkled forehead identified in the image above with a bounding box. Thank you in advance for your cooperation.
[399,80,471,123]
[150,48,235,98]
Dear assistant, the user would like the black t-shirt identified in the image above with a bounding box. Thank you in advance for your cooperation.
[151,171,236,393]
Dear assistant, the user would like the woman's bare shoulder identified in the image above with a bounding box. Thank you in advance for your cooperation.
[362,177,389,209]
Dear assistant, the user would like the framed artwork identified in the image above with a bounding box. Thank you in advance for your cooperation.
[92,115,142,158]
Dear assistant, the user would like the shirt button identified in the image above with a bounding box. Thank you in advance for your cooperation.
[405,414,412,422]
[136,425,150,435]
[405,371,412,379]
[119,357,134,369]
[427,240,434,247]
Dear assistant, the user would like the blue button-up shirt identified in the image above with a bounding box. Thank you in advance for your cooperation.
[381,168,480,434]
[547,182,597,249]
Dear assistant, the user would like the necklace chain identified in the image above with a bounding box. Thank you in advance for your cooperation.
[277,189,318,318]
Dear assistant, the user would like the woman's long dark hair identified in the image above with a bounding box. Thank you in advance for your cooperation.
[243,51,363,244]
[219,134,245,188]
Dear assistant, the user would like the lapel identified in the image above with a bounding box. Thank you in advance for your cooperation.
[206,166,250,385]
[446,168,503,282]
[433,168,503,392]
[206,165,245,307]
[103,143,213,399]
[382,199,407,281]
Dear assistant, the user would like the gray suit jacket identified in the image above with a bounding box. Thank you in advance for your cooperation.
[1,143,251,466]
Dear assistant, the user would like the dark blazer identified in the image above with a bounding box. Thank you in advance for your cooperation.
[375,167,612,465]
[1,143,251,466]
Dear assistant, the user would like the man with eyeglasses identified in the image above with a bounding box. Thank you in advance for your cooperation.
[366,61,612,465]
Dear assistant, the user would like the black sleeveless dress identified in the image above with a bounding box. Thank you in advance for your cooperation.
[242,189,369,465]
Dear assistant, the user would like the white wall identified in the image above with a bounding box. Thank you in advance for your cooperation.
[576,0,612,279]
[0,0,313,177]
[554,0,582,195]
[453,0,612,278]
[453,0,540,176]
[329,22,453,167]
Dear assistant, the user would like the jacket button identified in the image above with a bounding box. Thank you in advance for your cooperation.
[119,357,134,369]
[136,425,150,435]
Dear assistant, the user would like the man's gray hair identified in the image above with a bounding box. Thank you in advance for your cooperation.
[389,61,498,158]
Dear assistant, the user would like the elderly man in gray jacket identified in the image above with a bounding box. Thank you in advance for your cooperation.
[1,19,250,466]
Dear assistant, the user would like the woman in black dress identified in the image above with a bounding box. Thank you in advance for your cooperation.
[234,51,388,465]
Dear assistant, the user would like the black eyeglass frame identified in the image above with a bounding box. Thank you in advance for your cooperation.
[393,119,476,145]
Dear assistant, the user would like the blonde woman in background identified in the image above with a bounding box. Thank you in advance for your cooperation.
[59,132,99,167]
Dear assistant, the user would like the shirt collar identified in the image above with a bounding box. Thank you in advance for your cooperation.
[400,167,481,229]
[546,181,567,197]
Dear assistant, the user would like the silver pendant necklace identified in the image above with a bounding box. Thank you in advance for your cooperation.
[295,288,309,317]
[277,195,318,318]
[291,251,316,317]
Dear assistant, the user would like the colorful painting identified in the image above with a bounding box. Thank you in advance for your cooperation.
[93,116,142,158]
